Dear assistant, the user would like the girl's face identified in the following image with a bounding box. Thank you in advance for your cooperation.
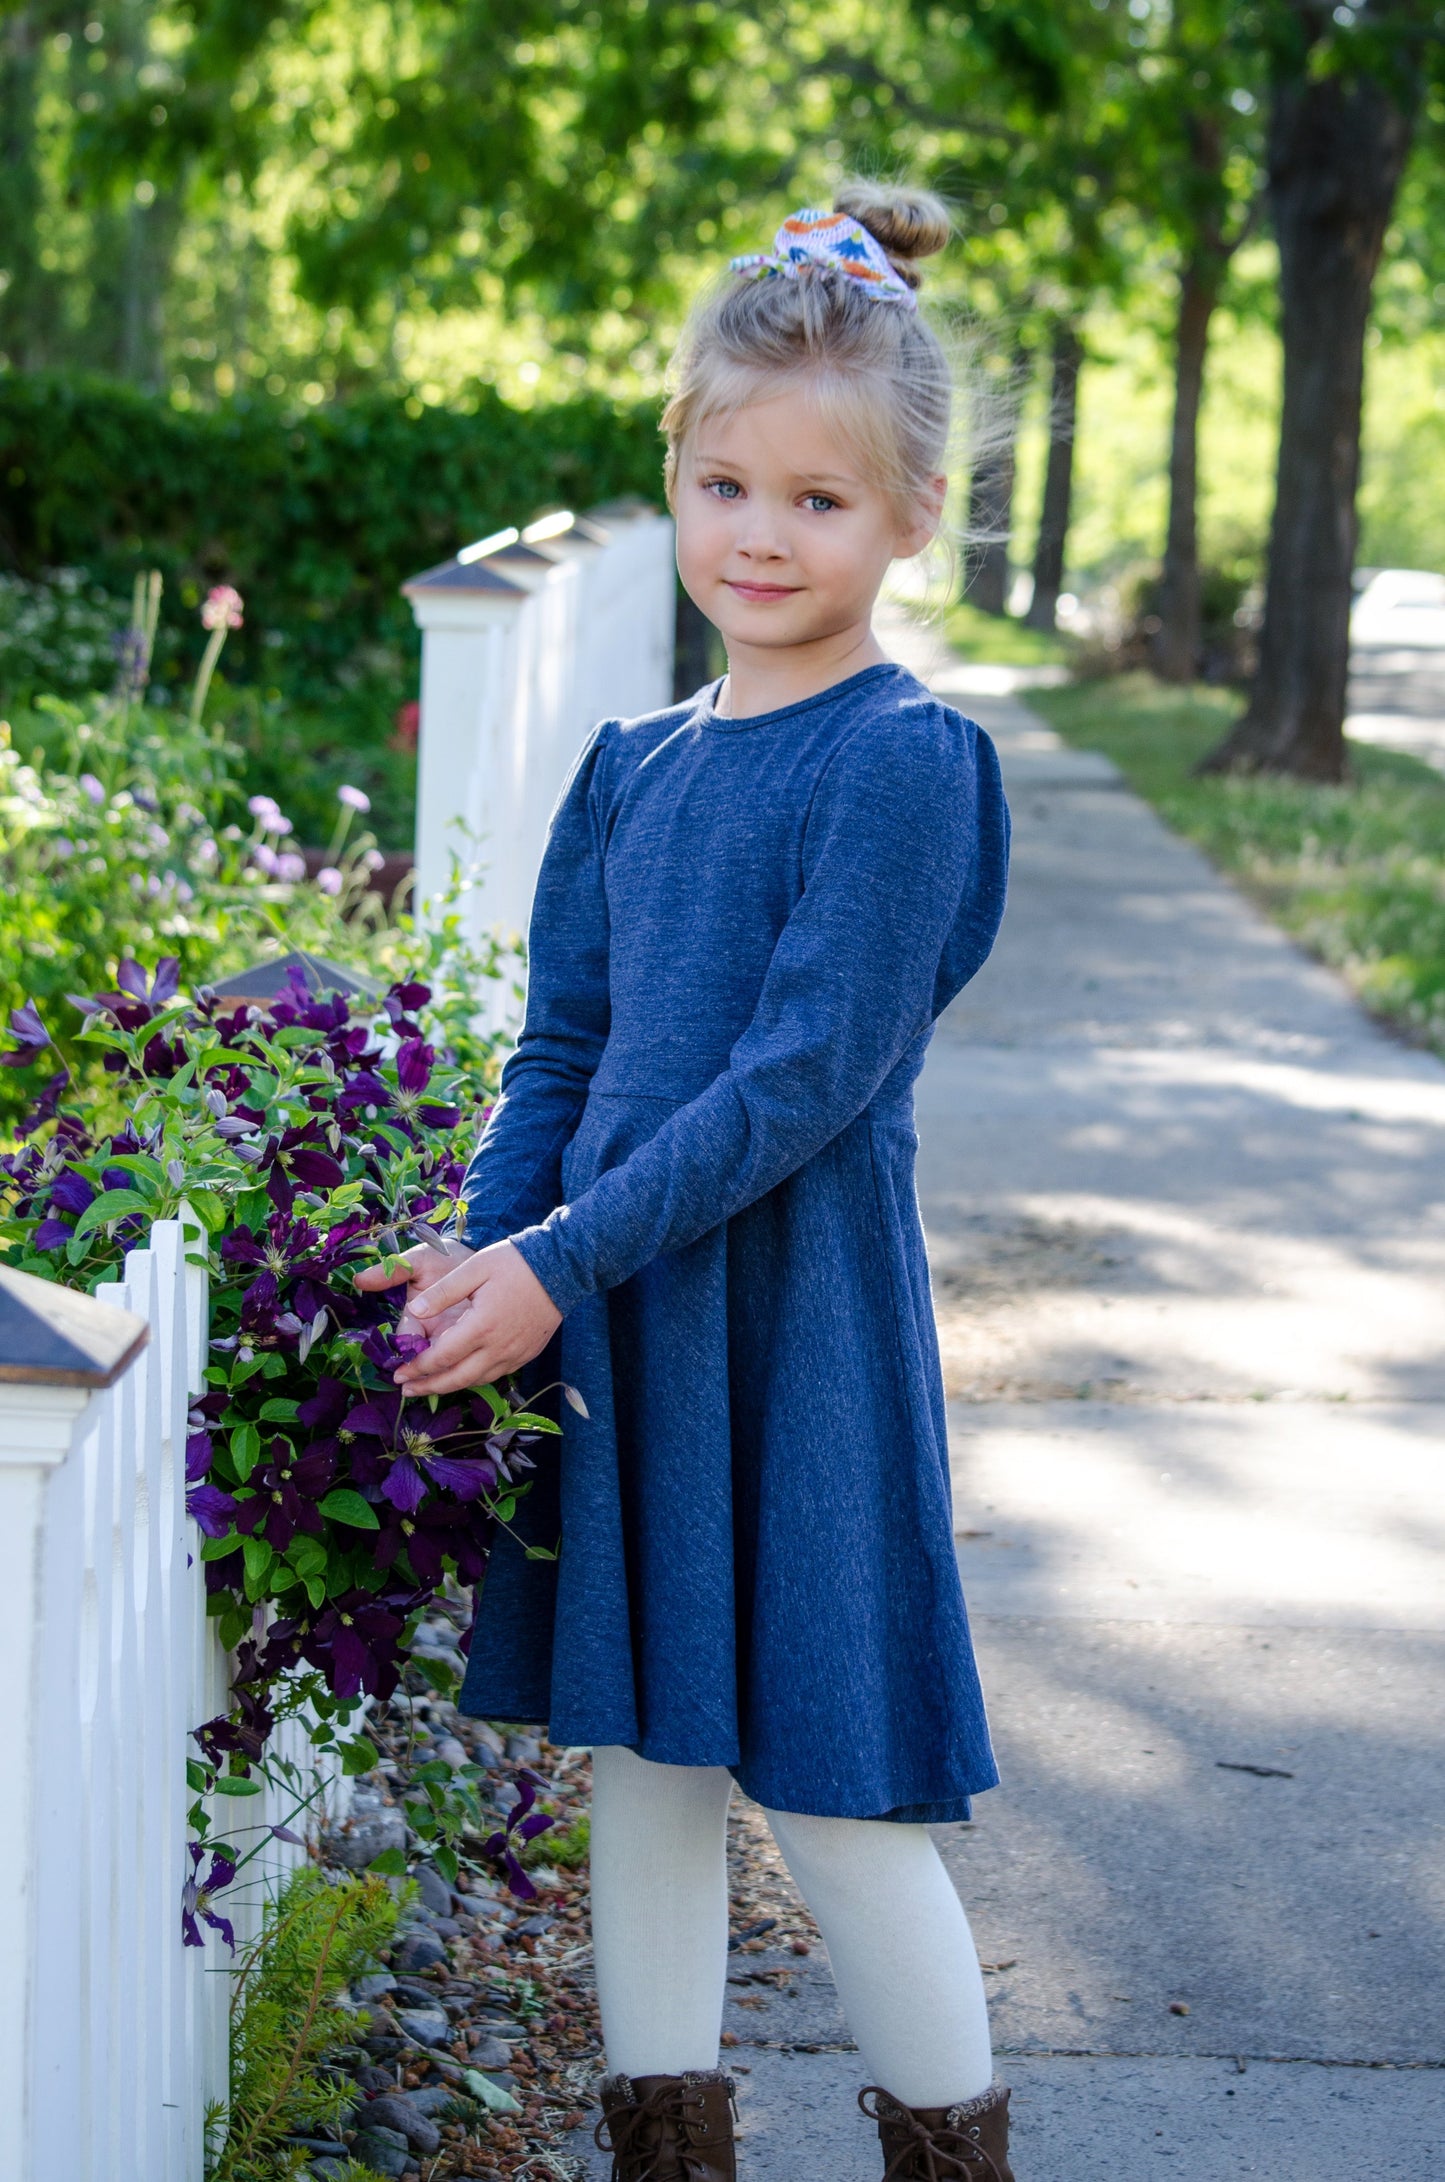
[674,387,943,657]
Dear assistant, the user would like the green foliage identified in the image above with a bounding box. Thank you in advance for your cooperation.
[0,373,664,703]
[537,1813,591,1871]
[945,599,1071,668]
[0,685,423,1128]
[211,1868,399,2182]
[1029,674,1445,1053]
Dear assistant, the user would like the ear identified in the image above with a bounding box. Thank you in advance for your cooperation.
[893,474,948,561]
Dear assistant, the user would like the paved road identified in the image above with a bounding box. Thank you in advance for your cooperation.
[579,627,1445,2179]
[1348,644,1445,770]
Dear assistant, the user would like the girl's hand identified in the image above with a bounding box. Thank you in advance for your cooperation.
[355,1237,477,1343]
[358,1239,562,1397]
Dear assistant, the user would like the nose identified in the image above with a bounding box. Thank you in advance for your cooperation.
[734,503,789,562]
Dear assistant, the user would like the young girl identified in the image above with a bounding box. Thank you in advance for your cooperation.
[359,183,1014,2181]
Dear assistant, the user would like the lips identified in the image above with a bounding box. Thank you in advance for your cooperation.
[725,581,801,601]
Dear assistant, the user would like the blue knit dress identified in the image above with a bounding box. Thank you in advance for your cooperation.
[457,661,1010,1821]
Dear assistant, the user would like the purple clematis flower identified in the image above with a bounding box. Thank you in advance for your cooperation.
[1,999,50,1066]
[49,1168,96,1218]
[481,1769,555,1902]
[232,1438,336,1551]
[300,1589,416,1701]
[187,1483,239,1538]
[181,1842,238,1949]
[33,1216,74,1251]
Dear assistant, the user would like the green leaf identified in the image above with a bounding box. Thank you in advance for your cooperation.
[319,1488,380,1530]
[186,1760,212,1793]
[98,1152,166,1188]
[367,1846,407,1876]
[200,1530,241,1560]
[508,1409,561,1434]
[257,1397,301,1421]
[214,1774,263,1798]
[410,1651,460,1694]
[187,1188,227,1234]
[431,1844,458,1886]
[494,1495,517,1523]
[341,1735,380,1777]
[241,1535,273,1588]
[218,1604,249,1650]
[465,2071,521,2116]
[231,1422,262,1480]
[72,1187,151,1241]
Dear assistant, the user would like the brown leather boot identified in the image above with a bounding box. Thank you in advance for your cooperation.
[595,2070,738,2181]
[860,2083,1015,2181]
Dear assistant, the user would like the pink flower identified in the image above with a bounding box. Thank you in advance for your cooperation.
[252,843,279,875]
[276,851,307,883]
[201,585,244,632]
[315,866,343,896]
[337,784,370,813]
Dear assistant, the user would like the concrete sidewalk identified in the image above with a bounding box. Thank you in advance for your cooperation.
[580,640,1445,2178]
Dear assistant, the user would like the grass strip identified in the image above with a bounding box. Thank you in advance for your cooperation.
[1025,673,1445,1058]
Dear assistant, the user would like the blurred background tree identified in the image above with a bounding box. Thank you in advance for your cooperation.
[0,0,1442,792]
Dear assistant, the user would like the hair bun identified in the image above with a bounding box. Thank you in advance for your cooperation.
[833,182,952,289]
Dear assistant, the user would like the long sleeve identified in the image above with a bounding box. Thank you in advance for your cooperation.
[459,724,613,1249]
[508,704,1008,1315]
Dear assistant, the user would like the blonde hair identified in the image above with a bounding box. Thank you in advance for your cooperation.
[661,182,956,529]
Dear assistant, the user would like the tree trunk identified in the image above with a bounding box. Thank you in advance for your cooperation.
[1202,43,1417,777]
[964,341,1029,616]
[1024,323,1082,633]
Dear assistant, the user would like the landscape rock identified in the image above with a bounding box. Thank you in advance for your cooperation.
[324,1804,406,1872]
[468,2033,515,2069]
[352,1971,397,2004]
[350,2125,410,2178]
[434,1736,470,1768]
[392,1928,447,1973]
[414,1864,452,1916]
[363,2094,442,2155]
[505,1732,542,1764]
[471,1720,505,1761]
[401,2085,459,2117]
[395,2005,451,2048]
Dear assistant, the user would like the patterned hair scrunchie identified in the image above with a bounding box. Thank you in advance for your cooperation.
[729,208,918,311]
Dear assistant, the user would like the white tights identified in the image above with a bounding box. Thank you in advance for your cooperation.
[587,1746,994,2109]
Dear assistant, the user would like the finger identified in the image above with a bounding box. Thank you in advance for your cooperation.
[395,1302,495,1383]
[396,1352,503,1398]
[355,1253,416,1291]
[409,1255,491,1320]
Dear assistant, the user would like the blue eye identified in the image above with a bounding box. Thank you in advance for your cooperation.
[803,494,837,513]
[707,478,742,500]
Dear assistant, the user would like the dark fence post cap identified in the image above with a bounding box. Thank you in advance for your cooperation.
[0,1265,148,1389]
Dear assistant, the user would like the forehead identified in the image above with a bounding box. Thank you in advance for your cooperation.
[690,386,871,483]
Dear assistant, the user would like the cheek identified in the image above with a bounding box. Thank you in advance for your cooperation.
[675,496,728,585]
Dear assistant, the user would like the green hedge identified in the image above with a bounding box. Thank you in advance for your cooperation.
[0,373,665,699]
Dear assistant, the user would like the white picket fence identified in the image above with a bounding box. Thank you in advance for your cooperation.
[2,1216,350,2182]
[406,497,677,1007]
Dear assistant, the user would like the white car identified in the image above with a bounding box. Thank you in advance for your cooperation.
[1350,568,1445,650]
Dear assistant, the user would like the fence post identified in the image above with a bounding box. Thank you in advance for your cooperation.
[0,1267,148,2182]
[404,499,676,1007]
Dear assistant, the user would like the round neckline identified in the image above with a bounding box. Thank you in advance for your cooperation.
[698,660,908,733]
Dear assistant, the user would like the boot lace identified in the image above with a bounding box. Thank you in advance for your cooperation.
[595,2076,731,2182]
[859,2087,1008,2182]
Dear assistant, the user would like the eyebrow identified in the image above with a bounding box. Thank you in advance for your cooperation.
[693,454,863,487]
